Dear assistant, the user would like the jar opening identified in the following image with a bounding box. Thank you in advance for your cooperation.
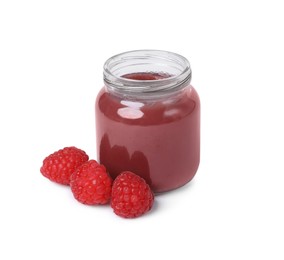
[103,50,191,96]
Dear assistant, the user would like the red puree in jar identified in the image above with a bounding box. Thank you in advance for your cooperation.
[96,50,200,193]
[122,72,172,80]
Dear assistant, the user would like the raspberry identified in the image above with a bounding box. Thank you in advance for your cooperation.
[111,171,154,218]
[40,146,89,185]
[70,160,113,205]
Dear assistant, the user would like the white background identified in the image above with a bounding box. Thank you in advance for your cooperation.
[1,0,283,259]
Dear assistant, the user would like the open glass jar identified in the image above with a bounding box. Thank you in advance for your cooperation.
[95,50,200,193]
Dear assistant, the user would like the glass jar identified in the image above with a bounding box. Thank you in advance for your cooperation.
[95,50,200,193]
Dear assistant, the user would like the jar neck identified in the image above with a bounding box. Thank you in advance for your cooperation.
[103,50,192,98]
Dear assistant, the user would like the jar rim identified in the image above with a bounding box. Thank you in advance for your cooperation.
[103,50,192,95]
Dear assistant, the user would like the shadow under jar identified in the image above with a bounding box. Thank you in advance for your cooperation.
[95,50,200,193]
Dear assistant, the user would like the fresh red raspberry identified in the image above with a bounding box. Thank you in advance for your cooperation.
[40,146,89,185]
[111,171,154,218]
[70,160,113,205]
